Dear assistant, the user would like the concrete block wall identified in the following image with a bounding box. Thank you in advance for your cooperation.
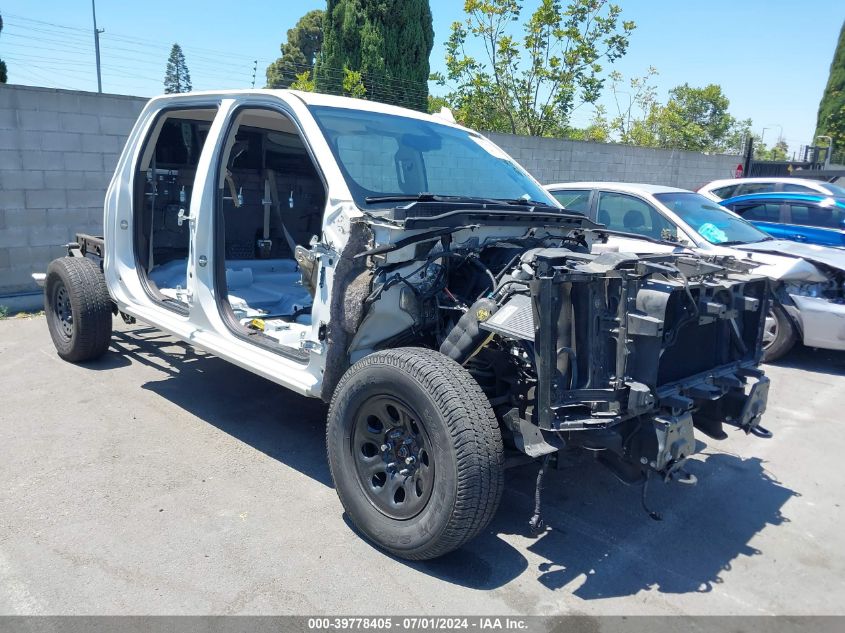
[486,132,741,190]
[0,85,147,297]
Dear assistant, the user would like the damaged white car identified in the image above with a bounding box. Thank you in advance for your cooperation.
[547,182,845,360]
[36,92,773,559]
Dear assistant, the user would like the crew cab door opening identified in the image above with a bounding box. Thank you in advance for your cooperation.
[213,106,328,352]
[132,107,218,311]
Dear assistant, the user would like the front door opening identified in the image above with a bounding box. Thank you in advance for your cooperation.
[215,108,327,350]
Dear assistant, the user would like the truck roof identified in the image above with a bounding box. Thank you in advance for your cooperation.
[146,88,465,129]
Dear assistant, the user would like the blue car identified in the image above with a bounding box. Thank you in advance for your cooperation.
[720,192,845,247]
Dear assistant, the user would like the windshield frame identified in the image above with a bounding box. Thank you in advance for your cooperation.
[307,105,559,210]
[654,191,773,246]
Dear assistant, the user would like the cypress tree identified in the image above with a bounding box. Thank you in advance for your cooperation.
[266,9,325,88]
[163,44,192,94]
[316,0,433,111]
[0,14,7,84]
[815,21,845,158]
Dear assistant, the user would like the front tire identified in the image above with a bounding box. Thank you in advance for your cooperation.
[327,348,504,560]
[44,257,113,362]
[762,303,796,363]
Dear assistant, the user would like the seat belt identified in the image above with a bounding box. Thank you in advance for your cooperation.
[264,169,298,258]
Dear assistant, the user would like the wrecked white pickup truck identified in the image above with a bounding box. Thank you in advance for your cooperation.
[38,91,772,559]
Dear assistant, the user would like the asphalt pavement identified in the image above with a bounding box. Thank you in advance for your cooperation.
[1,316,844,615]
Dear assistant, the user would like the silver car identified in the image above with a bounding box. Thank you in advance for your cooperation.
[547,182,845,361]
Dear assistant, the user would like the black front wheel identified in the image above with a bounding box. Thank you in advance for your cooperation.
[44,257,113,362]
[327,348,504,560]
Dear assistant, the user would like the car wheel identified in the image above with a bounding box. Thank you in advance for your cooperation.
[44,257,113,362]
[326,347,504,560]
[761,303,796,363]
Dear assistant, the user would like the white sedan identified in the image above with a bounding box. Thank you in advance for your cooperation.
[546,182,845,361]
[698,177,845,202]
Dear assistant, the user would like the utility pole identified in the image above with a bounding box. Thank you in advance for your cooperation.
[91,0,104,92]
[251,60,257,88]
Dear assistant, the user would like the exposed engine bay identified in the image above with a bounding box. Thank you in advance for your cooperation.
[344,203,771,491]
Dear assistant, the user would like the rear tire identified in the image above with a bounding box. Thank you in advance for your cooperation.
[44,257,113,362]
[761,303,796,363]
[327,347,504,560]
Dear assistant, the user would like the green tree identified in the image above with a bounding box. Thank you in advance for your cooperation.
[652,84,740,152]
[266,9,325,89]
[290,67,365,100]
[163,43,192,94]
[754,137,789,162]
[607,67,659,144]
[433,0,635,136]
[316,0,434,111]
[0,14,7,84]
[567,105,611,142]
[815,21,845,157]
[615,83,749,153]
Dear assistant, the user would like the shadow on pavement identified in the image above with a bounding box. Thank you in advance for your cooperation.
[770,345,845,376]
[111,326,332,487]
[508,449,796,598]
[105,325,797,597]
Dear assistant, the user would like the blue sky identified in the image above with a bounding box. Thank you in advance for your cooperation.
[1,0,842,153]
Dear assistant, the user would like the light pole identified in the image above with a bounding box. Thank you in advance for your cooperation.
[816,135,833,169]
[91,0,104,92]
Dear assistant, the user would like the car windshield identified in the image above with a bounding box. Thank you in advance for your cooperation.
[309,105,558,209]
[654,192,772,245]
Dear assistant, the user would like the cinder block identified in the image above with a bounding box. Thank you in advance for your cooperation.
[83,171,110,190]
[29,224,72,248]
[1,190,26,210]
[67,189,105,207]
[59,112,100,134]
[87,208,105,229]
[6,208,47,229]
[99,116,135,136]
[1,130,42,151]
[106,135,129,154]
[41,131,83,153]
[25,189,67,209]
[21,150,64,171]
[0,150,22,170]
[13,88,60,112]
[0,226,29,249]
[102,153,120,171]
[63,152,103,172]
[0,108,18,130]
[0,170,45,190]
[82,134,121,154]
[43,171,79,190]
[0,264,40,292]
[0,248,9,270]
[47,207,91,228]
[19,110,61,132]
[56,92,82,114]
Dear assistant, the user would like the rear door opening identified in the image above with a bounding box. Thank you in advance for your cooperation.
[133,107,218,311]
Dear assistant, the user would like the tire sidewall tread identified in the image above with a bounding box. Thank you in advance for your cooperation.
[44,257,113,362]
[326,347,504,560]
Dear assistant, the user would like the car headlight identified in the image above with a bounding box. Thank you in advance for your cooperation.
[785,282,827,298]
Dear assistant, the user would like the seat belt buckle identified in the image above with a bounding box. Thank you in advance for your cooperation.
[256,239,273,258]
